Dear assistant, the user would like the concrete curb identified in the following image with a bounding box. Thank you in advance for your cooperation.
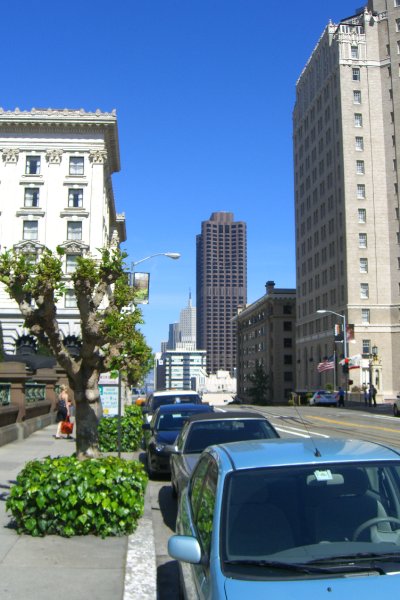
[124,485,157,600]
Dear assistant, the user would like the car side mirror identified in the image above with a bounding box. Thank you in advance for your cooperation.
[168,535,202,564]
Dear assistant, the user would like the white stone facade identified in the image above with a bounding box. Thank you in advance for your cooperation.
[293,5,400,400]
[0,108,125,353]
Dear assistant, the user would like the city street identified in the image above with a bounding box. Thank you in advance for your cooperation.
[148,402,400,598]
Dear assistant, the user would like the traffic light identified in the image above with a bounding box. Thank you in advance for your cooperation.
[348,379,353,386]
[342,358,350,374]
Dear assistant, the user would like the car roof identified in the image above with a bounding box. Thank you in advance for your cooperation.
[151,389,200,397]
[210,438,400,471]
[154,403,213,414]
[185,410,266,423]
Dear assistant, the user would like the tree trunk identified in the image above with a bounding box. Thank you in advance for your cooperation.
[73,374,103,459]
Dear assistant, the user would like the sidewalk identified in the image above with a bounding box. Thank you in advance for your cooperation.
[0,423,157,600]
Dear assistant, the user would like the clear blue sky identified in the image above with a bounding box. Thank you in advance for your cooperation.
[1,0,358,353]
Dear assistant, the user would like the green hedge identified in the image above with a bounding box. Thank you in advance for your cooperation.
[6,455,148,538]
[98,404,144,452]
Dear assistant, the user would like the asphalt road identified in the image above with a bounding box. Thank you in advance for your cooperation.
[146,401,400,599]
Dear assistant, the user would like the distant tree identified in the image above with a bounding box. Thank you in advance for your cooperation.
[0,247,153,458]
[246,363,271,405]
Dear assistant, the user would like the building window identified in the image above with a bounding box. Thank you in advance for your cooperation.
[353,90,361,103]
[398,41,400,55]
[68,188,83,208]
[355,136,364,151]
[25,156,41,175]
[67,221,82,240]
[283,338,292,348]
[360,283,369,299]
[359,233,367,248]
[396,0,400,7]
[360,257,368,273]
[358,208,367,223]
[356,160,365,174]
[352,68,360,81]
[66,255,79,274]
[396,18,400,31]
[351,46,359,59]
[354,113,363,127]
[23,220,38,240]
[65,290,77,308]
[24,188,39,207]
[362,339,371,354]
[362,309,370,324]
[357,184,366,199]
[69,156,84,175]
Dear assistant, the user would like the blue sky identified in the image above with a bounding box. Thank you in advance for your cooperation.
[1,0,358,352]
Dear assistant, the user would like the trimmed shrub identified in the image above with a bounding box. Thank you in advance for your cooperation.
[98,404,144,452]
[6,455,148,538]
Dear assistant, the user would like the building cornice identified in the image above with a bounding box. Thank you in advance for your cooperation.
[0,108,120,174]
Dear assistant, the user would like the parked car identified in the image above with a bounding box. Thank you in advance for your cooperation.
[142,403,214,478]
[309,389,338,406]
[170,411,279,497]
[169,437,400,599]
[142,389,204,422]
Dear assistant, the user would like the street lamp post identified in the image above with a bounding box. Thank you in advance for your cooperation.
[317,309,348,397]
[369,345,378,388]
[316,309,348,362]
[117,251,181,456]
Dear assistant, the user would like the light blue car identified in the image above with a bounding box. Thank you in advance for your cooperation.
[168,438,400,599]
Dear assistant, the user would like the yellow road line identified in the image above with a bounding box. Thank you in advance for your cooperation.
[309,415,400,435]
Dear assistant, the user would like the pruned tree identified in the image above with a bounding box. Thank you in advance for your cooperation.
[246,363,271,405]
[0,247,153,458]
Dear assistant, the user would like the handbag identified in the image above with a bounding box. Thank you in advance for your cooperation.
[60,416,74,436]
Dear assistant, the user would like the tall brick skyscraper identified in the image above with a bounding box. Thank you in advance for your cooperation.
[196,212,247,375]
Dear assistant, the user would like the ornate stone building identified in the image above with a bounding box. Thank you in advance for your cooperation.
[0,108,125,354]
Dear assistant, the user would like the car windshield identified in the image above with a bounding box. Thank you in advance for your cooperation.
[221,461,400,578]
[152,394,201,410]
[184,419,278,453]
[156,412,196,431]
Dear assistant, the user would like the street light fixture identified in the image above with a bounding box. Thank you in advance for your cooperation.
[131,252,181,269]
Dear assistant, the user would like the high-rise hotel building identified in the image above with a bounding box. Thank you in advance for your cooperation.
[196,212,247,375]
[293,2,400,398]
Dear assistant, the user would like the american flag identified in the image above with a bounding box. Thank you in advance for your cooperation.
[317,356,335,372]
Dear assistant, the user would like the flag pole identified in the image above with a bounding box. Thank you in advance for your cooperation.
[333,349,336,391]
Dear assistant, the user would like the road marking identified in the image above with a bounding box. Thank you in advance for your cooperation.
[275,425,329,438]
[310,415,400,434]
[275,426,310,438]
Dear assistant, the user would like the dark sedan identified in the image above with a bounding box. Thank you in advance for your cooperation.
[170,411,279,497]
[142,403,214,478]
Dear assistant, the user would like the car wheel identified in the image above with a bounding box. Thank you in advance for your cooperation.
[394,404,399,417]
[147,452,156,479]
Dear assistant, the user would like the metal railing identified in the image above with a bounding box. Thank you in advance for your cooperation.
[25,383,46,403]
[0,383,11,406]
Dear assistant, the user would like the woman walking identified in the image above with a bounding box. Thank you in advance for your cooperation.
[54,384,70,439]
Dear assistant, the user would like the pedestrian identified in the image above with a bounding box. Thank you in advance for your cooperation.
[363,385,368,406]
[54,384,70,439]
[337,386,345,408]
[370,384,377,407]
